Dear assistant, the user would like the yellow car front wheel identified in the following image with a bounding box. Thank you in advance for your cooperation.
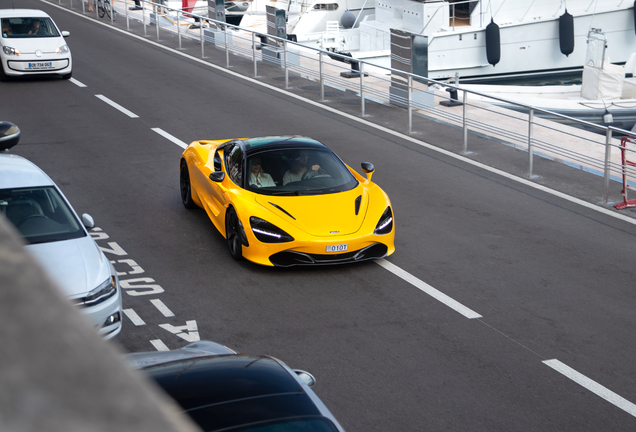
[180,160,197,209]
[225,207,244,260]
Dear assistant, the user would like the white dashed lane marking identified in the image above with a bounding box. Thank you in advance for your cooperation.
[69,78,86,87]
[376,259,482,319]
[95,94,139,118]
[544,359,636,417]
[152,128,188,148]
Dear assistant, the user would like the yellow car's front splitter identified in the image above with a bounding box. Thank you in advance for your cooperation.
[241,232,395,267]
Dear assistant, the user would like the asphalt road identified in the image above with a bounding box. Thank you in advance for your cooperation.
[3,1,636,431]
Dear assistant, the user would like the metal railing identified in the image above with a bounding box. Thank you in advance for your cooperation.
[54,0,636,208]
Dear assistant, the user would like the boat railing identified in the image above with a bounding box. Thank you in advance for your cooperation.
[62,0,636,210]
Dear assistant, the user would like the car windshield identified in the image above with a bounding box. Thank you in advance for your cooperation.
[245,148,358,195]
[1,17,61,38]
[0,186,86,244]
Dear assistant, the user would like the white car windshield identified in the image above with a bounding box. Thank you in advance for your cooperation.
[0,186,86,244]
[1,17,61,38]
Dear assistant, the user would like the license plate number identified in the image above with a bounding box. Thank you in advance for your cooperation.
[326,244,348,253]
[28,62,53,69]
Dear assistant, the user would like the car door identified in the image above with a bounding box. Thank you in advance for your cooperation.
[199,146,236,230]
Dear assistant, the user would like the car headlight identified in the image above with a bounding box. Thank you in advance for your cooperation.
[250,217,294,243]
[374,206,393,235]
[2,46,21,56]
[56,44,69,54]
[84,276,118,307]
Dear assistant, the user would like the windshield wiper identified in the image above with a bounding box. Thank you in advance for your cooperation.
[271,190,300,196]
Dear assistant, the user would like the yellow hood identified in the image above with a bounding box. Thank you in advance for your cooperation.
[255,187,368,237]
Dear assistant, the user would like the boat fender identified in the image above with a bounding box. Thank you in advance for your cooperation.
[559,10,575,56]
[486,19,500,66]
[341,10,355,29]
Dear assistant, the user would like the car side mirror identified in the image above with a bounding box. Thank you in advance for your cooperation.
[209,171,225,182]
[0,122,20,152]
[81,213,95,229]
[293,370,316,388]
[361,162,374,181]
[62,31,70,37]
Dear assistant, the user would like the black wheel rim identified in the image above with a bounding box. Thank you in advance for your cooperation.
[227,212,240,256]
[180,162,190,204]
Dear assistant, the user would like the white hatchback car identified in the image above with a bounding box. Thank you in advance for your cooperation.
[0,9,72,81]
[0,153,122,339]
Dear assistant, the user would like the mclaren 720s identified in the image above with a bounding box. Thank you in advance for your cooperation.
[179,136,395,266]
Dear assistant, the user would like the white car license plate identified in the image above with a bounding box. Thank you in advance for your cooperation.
[326,244,348,253]
[28,62,53,70]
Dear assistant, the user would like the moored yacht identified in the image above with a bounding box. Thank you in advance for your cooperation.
[241,0,636,84]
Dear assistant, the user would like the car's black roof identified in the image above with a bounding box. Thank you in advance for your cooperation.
[237,136,328,156]
[142,354,322,430]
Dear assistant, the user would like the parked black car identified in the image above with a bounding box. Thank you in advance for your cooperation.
[126,341,346,432]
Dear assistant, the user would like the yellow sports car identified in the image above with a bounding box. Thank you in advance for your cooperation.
[179,136,395,266]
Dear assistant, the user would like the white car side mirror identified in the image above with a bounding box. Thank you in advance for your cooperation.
[294,370,316,388]
[81,213,95,229]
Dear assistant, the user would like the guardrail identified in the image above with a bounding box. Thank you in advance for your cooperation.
[53,0,636,207]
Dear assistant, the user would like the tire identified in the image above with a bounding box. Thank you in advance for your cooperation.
[62,71,72,80]
[0,64,8,82]
[98,2,105,18]
[180,159,197,209]
[225,207,244,260]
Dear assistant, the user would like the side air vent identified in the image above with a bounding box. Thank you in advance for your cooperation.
[269,202,296,220]
[354,195,362,215]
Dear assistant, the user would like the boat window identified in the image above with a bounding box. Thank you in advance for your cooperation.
[312,3,339,11]
[225,144,244,186]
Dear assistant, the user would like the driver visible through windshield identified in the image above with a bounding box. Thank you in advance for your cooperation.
[1,17,61,38]
[245,149,358,195]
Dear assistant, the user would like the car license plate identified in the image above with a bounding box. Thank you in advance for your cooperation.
[326,244,348,253]
[28,62,53,70]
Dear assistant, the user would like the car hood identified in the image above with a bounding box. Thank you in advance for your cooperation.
[1,37,66,54]
[255,186,368,236]
[26,235,110,298]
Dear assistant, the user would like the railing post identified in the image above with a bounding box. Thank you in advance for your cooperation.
[360,61,365,117]
[407,75,412,134]
[110,0,114,25]
[126,0,130,31]
[319,49,325,102]
[462,89,468,154]
[603,127,612,205]
[252,32,258,77]
[177,10,182,49]
[528,108,534,178]
[143,1,147,37]
[200,20,206,58]
[283,39,290,89]
[156,3,161,42]
[225,24,230,68]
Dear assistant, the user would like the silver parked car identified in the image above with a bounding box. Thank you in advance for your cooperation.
[0,127,122,339]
